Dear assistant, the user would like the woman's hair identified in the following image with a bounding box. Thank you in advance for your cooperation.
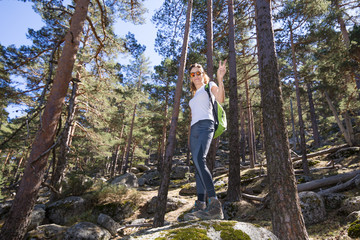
[189,63,210,95]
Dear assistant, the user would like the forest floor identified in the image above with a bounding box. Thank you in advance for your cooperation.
[118,146,360,240]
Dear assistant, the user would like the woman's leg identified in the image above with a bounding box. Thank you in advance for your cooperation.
[190,120,216,200]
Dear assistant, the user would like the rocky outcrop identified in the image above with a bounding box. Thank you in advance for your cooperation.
[110,173,138,188]
[26,224,68,240]
[63,222,111,240]
[123,220,278,240]
[299,191,326,225]
[146,196,187,214]
[340,196,360,215]
[46,196,88,225]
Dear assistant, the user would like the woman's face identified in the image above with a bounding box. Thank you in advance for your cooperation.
[190,67,204,89]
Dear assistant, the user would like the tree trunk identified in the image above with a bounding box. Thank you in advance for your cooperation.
[205,0,218,174]
[2,150,13,171]
[123,104,137,173]
[226,0,241,202]
[50,80,78,201]
[344,111,355,144]
[290,98,299,151]
[290,25,310,175]
[239,101,246,163]
[297,169,360,192]
[245,77,256,168]
[306,82,320,149]
[186,120,191,166]
[324,91,353,146]
[206,0,214,81]
[153,0,193,227]
[111,124,124,177]
[255,0,309,239]
[0,1,90,239]
[334,0,360,99]
[110,144,120,178]
[158,81,170,172]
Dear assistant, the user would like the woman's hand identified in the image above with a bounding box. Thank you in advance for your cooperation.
[212,59,227,103]
[217,59,227,82]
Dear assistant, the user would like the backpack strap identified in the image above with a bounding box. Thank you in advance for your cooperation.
[205,83,219,126]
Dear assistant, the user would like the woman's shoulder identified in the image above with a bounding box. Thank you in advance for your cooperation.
[209,81,218,88]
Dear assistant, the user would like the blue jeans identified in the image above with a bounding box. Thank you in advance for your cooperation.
[190,120,216,200]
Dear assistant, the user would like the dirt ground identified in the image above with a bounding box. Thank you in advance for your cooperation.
[120,147,360,239]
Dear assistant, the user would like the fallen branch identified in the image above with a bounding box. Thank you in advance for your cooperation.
[242,193,264,202]
[318,174,360,196]
[291,144,348,161]
[117,223,153,231]
[297,169,360,192]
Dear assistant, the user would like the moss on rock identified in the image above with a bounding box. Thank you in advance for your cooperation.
[348,219,360,239]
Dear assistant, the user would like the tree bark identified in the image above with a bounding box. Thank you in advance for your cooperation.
[206,0,214,81]
[158,81,169,171]
[255,0,309,239]
[205,0,218,175]
[324,91,353,146]
[306,82,320,148]
[290,24,310,175]
[153,0,193,228]
[245,77,256,167]
[0,1,90,239]
[50,80,78,201]
[290,98,299,151]
[226,0,241,202]
[239,101,246,163]
[123,104,137,173]
[297,169,360,192]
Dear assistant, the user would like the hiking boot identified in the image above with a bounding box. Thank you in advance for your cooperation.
[192,197,224,220]
[182,200,206,221]
[191,200,206,213]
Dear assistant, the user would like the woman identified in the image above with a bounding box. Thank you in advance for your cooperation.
[184,60,227,220]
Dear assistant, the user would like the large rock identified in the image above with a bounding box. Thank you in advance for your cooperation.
[46,196,87,225]
[93,201,135,223]
[322,193,346,209]
[64,222,111,240]
[0,200,12,219]
[123,220,278,240]
[170,166,189,180]
[97,213,121,236]
[138,170,160,186]
[136,164,151,172]
[110,173,138,188]
[146,196,187,214]
[179,183,196,196]
[25,224,68,240]
[27,204,46,231]
[340,196,360,215]
[299,191,326,225]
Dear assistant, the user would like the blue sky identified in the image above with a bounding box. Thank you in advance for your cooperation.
[0,0,164,117]
[0,0,163,64]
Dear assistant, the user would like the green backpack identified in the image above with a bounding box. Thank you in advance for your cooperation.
[205,83,227,139]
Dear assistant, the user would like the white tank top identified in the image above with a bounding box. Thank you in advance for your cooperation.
[189,81,216,126]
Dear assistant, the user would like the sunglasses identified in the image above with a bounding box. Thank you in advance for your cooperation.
[190,71,202,77]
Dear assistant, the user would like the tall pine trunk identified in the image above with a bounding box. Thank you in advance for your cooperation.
[153,0,193,227]
[255,0,309,239]
[0,1,90,239]
[226,0,241,201]
[123,104,137,173]
[324,91,353,146]
[205,0,218,175]
[245,77,256,167]
[290,25,310,175]
[50,80,78,201]
[306,82,320,148]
